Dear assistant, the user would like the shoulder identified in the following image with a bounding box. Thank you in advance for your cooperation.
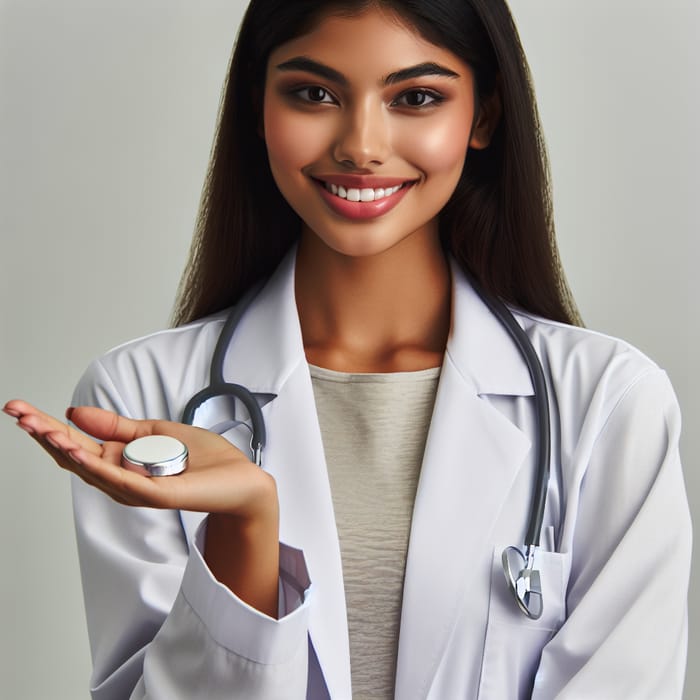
[97,311,228,376]
[448,264,670,412]
[515,309,664,388]
[512,309,679,446]
[73,311,229,420]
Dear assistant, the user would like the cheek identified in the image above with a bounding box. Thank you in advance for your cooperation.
[263,100,323,177]
[398,112,472,178]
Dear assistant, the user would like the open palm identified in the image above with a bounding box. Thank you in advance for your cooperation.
[3,400,275,517]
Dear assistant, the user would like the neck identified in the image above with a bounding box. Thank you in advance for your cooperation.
[295,230,451,373]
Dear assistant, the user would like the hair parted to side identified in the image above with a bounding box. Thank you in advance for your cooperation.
[172,0,581,327]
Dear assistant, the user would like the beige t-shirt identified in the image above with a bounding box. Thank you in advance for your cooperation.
[309,364,441,698]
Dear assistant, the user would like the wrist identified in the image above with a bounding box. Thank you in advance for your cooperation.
[204,476,280,617]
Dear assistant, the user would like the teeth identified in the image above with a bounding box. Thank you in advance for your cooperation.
[324,182,403,202]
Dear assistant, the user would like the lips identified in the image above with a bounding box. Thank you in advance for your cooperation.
[312,176,415,220]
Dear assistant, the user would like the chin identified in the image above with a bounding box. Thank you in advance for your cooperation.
[307,230,414,261]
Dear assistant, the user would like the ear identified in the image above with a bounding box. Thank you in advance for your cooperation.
[469,82,502,150]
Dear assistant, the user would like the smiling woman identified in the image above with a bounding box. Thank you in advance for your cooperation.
[2,1,693,699]
[173,0,577,331]
[263,11,485,264]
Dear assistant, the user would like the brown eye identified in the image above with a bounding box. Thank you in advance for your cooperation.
[393,89,443,108]
[406,91,428,106]
[294,86,336,104]
[308,87,328,101]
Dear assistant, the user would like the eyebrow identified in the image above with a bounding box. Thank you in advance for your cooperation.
[385,62,460,85]
[275,57,460,86]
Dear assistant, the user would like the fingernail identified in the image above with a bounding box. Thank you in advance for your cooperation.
[3,407,20,418]
[17,423,36,436]
[65,407,75,421]
[68,449,83,465]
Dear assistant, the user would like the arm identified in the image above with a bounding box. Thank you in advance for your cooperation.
[59,403,282,618]
[4,362,312,699]
[533,370,691,699]
[205,510,280,619]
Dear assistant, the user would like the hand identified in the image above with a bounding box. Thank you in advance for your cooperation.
[3,400,277,518]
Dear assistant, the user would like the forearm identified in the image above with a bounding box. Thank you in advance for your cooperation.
[204,481,280,618]
[73,479,310,699]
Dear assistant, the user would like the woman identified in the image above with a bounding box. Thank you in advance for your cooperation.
[4,0,691,698]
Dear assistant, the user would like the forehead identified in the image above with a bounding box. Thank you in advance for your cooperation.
[267,7,469,80]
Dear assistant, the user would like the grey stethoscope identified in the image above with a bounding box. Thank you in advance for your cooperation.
[181,275,550,621]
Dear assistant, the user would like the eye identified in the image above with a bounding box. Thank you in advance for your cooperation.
[392,89,444,108]
[294,86,336,104]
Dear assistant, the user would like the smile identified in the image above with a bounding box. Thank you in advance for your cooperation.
[324,182,404,202]
[313,177,415,221]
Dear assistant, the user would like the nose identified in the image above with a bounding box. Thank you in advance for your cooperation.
[333,98,390,169]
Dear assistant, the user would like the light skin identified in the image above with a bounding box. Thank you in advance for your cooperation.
[4,7,500,616]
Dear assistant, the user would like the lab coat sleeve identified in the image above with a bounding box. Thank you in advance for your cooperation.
[532,369,691,699]
[71,359,312,699]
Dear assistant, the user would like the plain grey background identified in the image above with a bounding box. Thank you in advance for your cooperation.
[0,1,697,698]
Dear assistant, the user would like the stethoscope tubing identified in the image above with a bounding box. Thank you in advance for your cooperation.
[180,270,551,617]
[181,280,268,465]
[464,273,551,548]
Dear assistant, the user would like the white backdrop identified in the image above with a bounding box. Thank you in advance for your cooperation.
[1,2,697,698]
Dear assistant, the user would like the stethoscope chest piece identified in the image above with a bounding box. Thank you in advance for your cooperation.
[502,545,543,620]
[122,435,189,477]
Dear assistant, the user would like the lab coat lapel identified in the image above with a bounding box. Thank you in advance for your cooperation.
[219,250,352,699]
[395,264,534,698]
[195,250,536,699]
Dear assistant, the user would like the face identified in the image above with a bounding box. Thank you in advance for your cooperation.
[262,7,492,259]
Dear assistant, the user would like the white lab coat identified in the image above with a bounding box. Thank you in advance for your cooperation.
[70,249,691,699]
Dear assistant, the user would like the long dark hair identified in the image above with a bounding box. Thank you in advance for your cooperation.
[172,0,581,326]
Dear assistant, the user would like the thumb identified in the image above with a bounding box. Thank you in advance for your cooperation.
[67,406,156,444]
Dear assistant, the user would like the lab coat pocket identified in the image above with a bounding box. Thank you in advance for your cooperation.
[477,543,571,700]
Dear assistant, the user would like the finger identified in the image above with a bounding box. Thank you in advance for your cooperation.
[36,431,109,488]
[67,406,159,444]
[3,403,21,419]
[70,446,176,510]
[70,461,139,507]
[71,457,143,506]
[17,411,102,456]
[43,430,77,454]
[68,408,204,454]
[11,415,136,505]
[16,421,83,469]
[45,430,125,467]
[22,429,120,503]
[44,430,98,461]
[41,432,141,500]
[3,399,40,418]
